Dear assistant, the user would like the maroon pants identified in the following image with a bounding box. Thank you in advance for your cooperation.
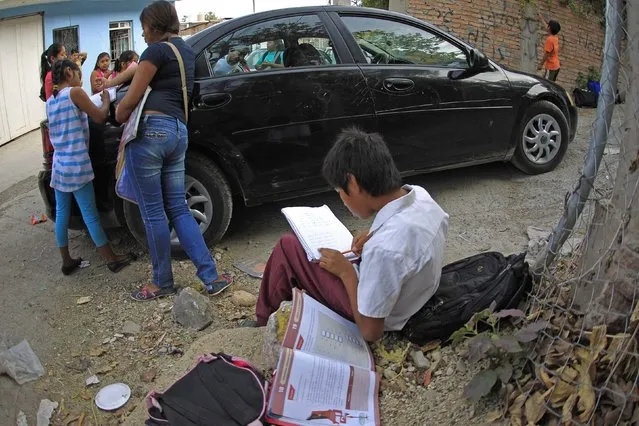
[256,234,354,326]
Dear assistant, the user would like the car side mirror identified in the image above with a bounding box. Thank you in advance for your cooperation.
[468,48,489,70]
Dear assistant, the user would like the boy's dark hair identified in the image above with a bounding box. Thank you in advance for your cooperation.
[71,48,79,55]
[114,50,138,72]
[548,20,561,35]
[140,0,180,36]
[322,127,402,196]
[51,60,80,97]
[93,52,110,70]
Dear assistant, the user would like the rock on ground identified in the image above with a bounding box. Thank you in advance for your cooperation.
[122,320,141,336]
[172,288,214,331]
[231,290,257,307]
[123,327,266,425]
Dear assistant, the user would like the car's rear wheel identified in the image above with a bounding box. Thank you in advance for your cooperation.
[123,155,233,256]
[511,100,569,174]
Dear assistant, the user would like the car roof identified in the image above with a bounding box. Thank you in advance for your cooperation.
[187,6,471,52]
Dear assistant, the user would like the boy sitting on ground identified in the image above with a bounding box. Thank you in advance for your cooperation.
[246,128,449,342]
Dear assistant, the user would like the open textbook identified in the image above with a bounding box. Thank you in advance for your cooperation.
[267,289,380,426]
[281,205,357,262]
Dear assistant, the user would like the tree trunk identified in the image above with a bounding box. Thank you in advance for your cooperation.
[576,1,639,329]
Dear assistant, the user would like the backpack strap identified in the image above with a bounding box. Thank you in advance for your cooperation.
[163,40,189,123]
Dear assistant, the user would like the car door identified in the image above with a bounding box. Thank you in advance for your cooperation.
[331,12,515,172]
[189,12,376,205]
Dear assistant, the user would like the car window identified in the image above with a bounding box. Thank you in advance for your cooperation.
[197,14,339,78]
[340,16,468,68]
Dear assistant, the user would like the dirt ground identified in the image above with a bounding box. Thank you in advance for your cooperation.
[0,108,614,425]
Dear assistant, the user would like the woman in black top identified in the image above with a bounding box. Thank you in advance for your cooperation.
[116,0,232,301]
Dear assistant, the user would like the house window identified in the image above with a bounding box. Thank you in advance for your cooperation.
[53,26,79,55]
[109,21,133,60]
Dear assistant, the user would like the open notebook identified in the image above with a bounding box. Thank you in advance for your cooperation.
[281,205,357,262]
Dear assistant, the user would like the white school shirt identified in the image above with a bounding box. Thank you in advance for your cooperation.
[356,185,449,331]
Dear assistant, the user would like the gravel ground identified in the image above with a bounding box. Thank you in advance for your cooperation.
[0,108,622,425]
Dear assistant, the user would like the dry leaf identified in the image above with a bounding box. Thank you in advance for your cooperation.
[78,412,85,426]
[76,296,92,305]
[588,325,607,359]
[630,300,639,323]
[423,369,432,387]
[550,367,578,406]
[524,391,547,425]
[420,340,441,353]
[485,409,502,423]
[509,393,527,426]
[575,363,596,423]
[539,367,554,389]
[561,393,578,423]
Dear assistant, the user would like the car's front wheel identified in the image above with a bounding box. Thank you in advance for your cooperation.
[511,100,569,174]
[123,155,233,256]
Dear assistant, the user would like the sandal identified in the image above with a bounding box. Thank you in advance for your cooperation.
[61,258,83,276]
[204,273,233,296]
[107,252,137,273]
[130,285,177,302]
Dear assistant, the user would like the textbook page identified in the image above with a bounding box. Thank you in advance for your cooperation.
[268,348,380,426]
[282,289,374,371]
[89,87,117,108]
[281,205,356,261]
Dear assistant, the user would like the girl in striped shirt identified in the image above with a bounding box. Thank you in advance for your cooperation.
[47,60,132,275]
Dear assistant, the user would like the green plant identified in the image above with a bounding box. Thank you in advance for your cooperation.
[575,72,588,89]
[449,303,548,402]
[587,65,601,82]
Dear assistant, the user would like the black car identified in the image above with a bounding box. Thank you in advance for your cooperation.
[38,6,577,252]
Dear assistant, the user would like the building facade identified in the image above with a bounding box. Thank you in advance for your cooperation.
[0,0,156,144]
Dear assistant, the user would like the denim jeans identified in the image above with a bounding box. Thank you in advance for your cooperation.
[55,181,108,248]
[125,114,219,288]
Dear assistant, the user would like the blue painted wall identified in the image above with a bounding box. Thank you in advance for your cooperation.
[0,0,155,92]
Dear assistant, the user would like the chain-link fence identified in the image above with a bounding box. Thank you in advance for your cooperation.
[502,0,639,424]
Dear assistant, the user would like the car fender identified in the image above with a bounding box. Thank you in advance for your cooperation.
[505,83,571,160]
[187,131,252,205]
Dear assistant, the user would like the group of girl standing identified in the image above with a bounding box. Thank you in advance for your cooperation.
[39,0,231,301]
[40,45,139,99]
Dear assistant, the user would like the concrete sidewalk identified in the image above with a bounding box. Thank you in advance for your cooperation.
[0,130,43,195]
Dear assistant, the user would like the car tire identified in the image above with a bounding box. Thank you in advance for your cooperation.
[123,155,233,256]
[511,100,569,174]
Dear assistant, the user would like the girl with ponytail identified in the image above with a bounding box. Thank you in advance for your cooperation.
[46,60,133,276]
[112,50,139,78]
[40,43,66,101]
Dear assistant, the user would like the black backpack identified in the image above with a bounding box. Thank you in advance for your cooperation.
[145,353,269,426]
[402,252,530,345]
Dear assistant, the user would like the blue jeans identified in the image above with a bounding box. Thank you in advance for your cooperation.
[125,114,219,289]
[55,181,108,248]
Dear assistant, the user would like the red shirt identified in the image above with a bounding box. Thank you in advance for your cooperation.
[44,71,53,100]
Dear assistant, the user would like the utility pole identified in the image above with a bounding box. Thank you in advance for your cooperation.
[252,0,255,13]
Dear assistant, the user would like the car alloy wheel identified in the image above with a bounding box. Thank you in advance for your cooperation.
[522,113,562,165]
[169,175,214,249]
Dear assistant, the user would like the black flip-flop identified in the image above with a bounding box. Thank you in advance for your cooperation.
[61,258,83,276]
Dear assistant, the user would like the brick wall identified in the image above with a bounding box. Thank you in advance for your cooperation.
[406,0,605,90]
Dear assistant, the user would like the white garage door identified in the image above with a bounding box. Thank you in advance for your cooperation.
[0,14,45,146]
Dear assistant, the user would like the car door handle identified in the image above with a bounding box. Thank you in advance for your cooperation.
[383,78,415,92]
[197,93,231,109]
